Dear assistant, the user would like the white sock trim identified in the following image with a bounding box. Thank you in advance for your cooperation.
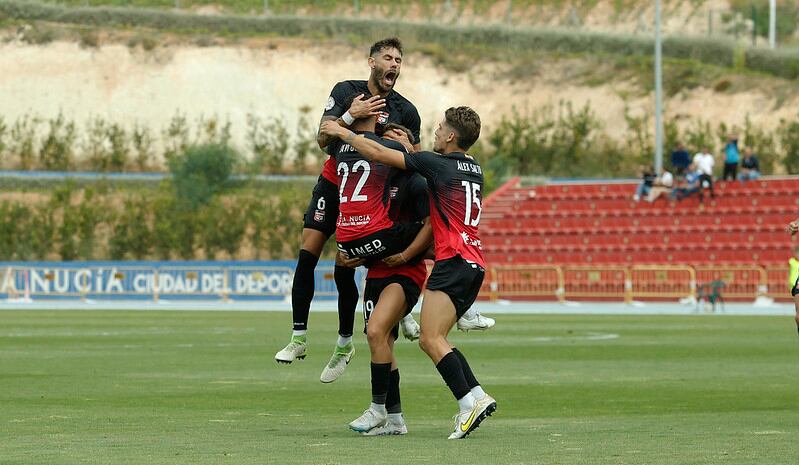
[337,335,353,347]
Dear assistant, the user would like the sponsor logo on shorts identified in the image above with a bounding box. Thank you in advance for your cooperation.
[325,96,335,111]
[313,210,325,222]
[390,187,399,199]
[377,111,389,125]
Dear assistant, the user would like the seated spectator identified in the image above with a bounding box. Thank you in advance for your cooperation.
[633,165,656,201]
[646,169,674,202]
[738,148,760,184]
[670,165,701,201]
[670,142,691,175]
[693,147,715,200]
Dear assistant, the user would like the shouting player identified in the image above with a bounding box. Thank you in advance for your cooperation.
[275,37,423,380]
[321,107,496,439]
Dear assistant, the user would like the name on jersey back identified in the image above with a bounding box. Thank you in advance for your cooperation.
[457,161,482,174]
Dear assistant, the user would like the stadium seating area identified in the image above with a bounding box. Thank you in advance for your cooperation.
[482,177,799,267]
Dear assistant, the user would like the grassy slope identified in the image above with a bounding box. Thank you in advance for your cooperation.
[1,310,797,465]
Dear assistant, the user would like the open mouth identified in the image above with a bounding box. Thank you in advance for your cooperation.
[383,71,397,87]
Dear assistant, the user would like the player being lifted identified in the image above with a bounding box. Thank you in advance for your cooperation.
[275,38,424,379]
[321,106,496,439]
[343,123,433,436]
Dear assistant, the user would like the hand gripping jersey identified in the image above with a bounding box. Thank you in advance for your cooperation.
[403,151,485,268]
[319,80,421,184]
[330,132,407,242]
[366,170,430,289]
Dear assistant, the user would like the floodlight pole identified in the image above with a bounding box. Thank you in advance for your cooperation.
[654,0,664,174]
[769,0,776,49]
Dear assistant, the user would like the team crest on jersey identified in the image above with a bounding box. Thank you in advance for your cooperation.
[390,187,399,199]
[377,111,389,125]
[314,210,325,222]
[325,96,335,111]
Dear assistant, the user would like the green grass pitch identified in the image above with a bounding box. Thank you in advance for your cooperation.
[1,309,797,465]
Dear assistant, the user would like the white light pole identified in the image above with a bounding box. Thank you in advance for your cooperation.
[769,0,777,49]
[654,0,663,174]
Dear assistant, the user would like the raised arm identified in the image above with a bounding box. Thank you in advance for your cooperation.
[320,121,407,170]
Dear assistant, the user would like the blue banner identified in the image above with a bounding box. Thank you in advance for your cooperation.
[0,260,363,301]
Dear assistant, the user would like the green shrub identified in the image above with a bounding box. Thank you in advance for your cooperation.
[39,113,76,171]
[9,114,39,170]
[169,143,238,209]
[109,195,152,260]
[778,116,799,174]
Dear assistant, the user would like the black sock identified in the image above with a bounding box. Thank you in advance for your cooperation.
[371,362,392,406]
[334,265,358,338]
[386,369,401,414]
[452,347,480,390]
[435,351,470,400]
[291,249,319,331]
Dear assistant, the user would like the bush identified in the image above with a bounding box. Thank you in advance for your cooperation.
[169,144,239,209]
[778,117,799,174]
[109,195,152,260]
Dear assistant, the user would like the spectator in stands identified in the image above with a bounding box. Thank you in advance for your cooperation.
[646,168,674,202]
[693,147,715,200]
[722,133,740,181]
[633,165,656,202]
[670,142,691,176]
[738,148,760,184]
[670,164,701,201]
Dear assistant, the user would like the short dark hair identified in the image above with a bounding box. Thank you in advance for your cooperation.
[342,91,372,113]
[383,123,413,142]
[445,106,481,151]
[370,37,403,57]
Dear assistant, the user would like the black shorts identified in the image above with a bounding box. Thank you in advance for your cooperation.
[363,275,422,340]
[302,176,339,238]
[792,277,799,297]
[337,222,423,262]
[426,255,485,319]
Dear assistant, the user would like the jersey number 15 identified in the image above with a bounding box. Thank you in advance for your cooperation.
[461,180,482,226]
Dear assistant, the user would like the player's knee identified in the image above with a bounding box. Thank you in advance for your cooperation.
[418,332,435,355]
[366,323,388,348]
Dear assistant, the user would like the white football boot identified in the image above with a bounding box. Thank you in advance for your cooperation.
[274,335,307,364]
[319,343,354,383]
[349,406,388,433]
[399,314,420,341]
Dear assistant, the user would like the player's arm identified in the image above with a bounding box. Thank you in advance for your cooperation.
[321,121,407,170]
[383,219,432,267]
[317,93,386,149]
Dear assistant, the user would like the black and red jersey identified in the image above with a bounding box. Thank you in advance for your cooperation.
[319,80,421,184]
[330,132,407,242]
[403,151,485,267]
[367,171,430,288]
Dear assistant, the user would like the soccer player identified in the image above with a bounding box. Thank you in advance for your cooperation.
[788,217,799,334]
[332,94,425,263]
[347,124,434,436]
[275,37,423,378]
[321,106,497,439]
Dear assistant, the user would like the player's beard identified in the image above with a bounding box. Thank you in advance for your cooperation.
[372,67,398,94]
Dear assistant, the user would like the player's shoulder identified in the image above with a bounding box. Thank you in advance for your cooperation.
[331,80,368,94]
[387,89,418,111]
